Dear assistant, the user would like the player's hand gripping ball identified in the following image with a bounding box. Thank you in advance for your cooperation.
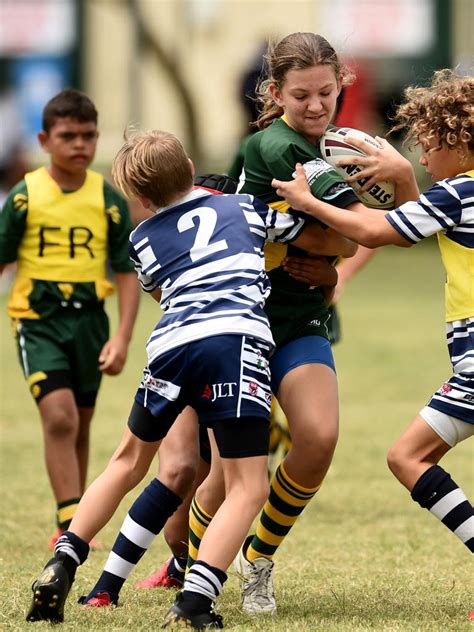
[319,127,395,209]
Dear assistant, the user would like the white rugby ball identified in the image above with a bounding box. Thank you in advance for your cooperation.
[319,127,395,209]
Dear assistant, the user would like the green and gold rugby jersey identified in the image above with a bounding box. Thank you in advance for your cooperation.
[0,167,134,319]
[237,116,358,347]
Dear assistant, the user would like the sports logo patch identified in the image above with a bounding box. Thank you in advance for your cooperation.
[248,382,258,396]
[255,350,269,370]
[294,158,336,187]
[439,383,453,395]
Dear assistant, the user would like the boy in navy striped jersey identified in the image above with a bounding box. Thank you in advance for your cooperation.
[273,69,474,564]
[26,129,354,628]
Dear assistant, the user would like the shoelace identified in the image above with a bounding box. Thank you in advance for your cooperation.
[242,565,274,599]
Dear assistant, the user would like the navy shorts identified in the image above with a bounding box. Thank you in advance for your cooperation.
[129,334,272,443]
[270,335,335,394]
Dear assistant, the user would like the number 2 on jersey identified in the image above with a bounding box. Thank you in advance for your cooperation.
[177,206,228,262]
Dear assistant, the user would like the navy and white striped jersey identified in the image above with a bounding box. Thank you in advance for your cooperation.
[387,172,474,322]
[129,188,305,364]
[387,172,474,423]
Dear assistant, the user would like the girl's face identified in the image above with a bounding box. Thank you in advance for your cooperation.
[418,133,470,181]
[269,64,341,145]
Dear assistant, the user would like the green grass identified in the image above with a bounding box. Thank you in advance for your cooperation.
[1,240,472,630]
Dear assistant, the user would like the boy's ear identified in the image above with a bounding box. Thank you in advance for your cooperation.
[37,131,49,151]
[188,158,195,177]
[138,195,154,210]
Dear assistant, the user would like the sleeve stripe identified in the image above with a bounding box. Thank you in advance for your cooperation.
[386,213,419,243]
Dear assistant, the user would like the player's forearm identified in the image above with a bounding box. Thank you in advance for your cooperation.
[298,197,398,248]
[293,223,357,257]
[324,228,358,257]
[114,272,140,342]
[273,165,410,248]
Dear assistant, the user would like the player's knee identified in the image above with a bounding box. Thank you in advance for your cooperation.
[387,442,407,479]
[318,426,339,455]
[294,426,338,462]
[42,408,78,441]
[195,475,226,512]
[159,461,197,498]
[247,477,270,512]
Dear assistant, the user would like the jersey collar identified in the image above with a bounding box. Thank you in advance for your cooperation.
[281,113,293,129]
[156,188,211,214]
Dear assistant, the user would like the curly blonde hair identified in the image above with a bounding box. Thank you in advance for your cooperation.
[255,32,354,130]
[390,69,473,153]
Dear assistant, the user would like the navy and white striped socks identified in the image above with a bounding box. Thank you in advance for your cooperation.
[179,560,227,613]
[411,464,474,552]
[84,478,182,603]
[53,531,90,583]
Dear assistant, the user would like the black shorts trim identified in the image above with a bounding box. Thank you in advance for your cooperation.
[127,400,177,442]
[31,370,98,407]
[212,416,269,459]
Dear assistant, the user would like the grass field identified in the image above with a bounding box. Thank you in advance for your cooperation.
[1,240,472,631]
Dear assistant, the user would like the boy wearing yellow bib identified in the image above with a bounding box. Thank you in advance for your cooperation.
[0,90,139,548]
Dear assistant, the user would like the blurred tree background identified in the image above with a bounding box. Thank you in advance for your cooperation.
[0,0,472,178]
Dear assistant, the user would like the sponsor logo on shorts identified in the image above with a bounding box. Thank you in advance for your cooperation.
[463,393,474,402]
[201,384,212,399]
[142,375,180,401]
[248,382,258,396]
[265,391,272,404]
[201,382,237,402]
[146,376,168,392]
[309,319,321,326]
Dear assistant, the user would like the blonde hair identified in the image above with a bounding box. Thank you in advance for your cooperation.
[112,130,194,208]
[391,69,474,153]
[256,32,354,129]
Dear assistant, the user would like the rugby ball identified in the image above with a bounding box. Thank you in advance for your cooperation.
[319,127,395,209]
